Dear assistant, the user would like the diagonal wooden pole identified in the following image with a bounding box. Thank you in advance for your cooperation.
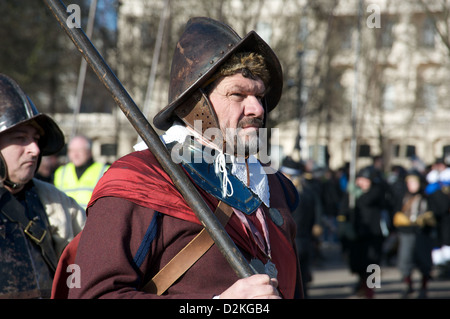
[42,0,255,279]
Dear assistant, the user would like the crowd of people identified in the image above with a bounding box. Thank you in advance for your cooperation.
[281,154,450,299]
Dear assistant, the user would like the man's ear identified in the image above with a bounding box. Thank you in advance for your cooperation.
[0,152,7,182]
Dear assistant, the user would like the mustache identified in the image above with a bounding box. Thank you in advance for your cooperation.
[237,117,264,129]
[22,156,38,164]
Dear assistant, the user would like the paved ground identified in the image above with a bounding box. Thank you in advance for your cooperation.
[305,242,450,299]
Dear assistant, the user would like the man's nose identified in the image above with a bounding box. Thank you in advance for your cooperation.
[244,96,265,118]
[28,140,41,156]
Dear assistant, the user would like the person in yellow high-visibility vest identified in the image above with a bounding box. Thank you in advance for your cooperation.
[54,135,109,209]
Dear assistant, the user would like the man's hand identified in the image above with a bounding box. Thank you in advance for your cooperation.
[218,274,281,299]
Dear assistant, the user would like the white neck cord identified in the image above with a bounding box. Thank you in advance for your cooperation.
[214,152,234,198]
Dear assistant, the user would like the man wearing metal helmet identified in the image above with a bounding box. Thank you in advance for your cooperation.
[62,17,302,299]
[0,74,86,298]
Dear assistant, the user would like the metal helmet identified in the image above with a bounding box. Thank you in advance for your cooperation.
[153,17,283,132]
[0,74,65,181]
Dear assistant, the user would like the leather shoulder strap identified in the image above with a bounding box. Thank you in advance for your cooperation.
[142,201,233,295]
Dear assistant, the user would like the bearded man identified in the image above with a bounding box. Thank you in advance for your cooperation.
[53,17,302,299]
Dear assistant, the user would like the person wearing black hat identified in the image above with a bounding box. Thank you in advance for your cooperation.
[0,74,85,298]
[339,166,386,298]
[55,17,302,299]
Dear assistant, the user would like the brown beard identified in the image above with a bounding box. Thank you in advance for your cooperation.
[224,117,264,157]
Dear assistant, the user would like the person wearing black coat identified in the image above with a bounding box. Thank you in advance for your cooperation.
[280,157,320,298]
[339,166,386,298]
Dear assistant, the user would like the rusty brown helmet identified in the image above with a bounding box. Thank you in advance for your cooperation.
[153,17,283,131]
[0,74,65,156]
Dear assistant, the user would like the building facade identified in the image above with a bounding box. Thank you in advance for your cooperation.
[297,0,450,171]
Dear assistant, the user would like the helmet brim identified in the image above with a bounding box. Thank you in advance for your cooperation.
[31,114,65,156]
[153,30,283,131]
